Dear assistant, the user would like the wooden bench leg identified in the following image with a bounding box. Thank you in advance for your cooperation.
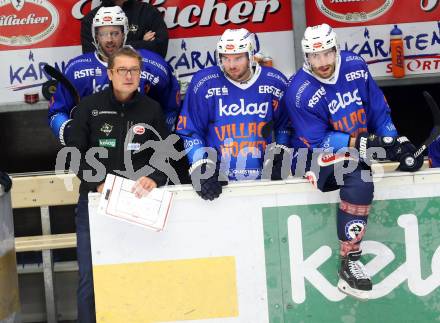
[41,206,58,323]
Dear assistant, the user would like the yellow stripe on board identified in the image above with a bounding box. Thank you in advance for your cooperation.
[93,256,239,323]
[0,249,20,320]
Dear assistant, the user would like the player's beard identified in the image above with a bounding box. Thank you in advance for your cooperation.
[312,63,335,79]
[225,67,251,83]
[100,41,119,61]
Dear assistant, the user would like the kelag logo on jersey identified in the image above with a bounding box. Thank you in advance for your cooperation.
[328,89,362,115]
[0,0,59,46]
[219,98,269,118]
[315,0,393,23]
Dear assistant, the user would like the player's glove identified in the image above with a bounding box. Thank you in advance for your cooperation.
[355,133,423,171]
[0,171,12,193]
[392,137,424,172]
[190,160,228,201]
[355,133,394,163]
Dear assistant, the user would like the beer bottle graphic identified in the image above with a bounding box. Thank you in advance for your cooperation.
[390,25,405,78]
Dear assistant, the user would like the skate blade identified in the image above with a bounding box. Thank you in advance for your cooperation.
[337,279,370,301]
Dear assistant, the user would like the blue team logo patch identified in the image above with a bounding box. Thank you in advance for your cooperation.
[345,219,366,240]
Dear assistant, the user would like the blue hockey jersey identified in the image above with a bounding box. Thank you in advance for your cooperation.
[176,65,290,181]
[429,139,440,167]
[48,49,180,142]
[283,51,398,152]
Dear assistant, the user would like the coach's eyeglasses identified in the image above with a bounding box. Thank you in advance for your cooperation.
[111,67,141,77]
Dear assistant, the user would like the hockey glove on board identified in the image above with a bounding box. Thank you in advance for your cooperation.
[355,133,423,172]
[190,160,228,201]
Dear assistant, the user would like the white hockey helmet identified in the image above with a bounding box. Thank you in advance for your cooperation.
[216,28,257,71]
[92,6,128,50]
[302,24,339,71]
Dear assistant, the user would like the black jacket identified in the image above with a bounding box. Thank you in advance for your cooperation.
[70,86,169,195]
[81,0,169,57]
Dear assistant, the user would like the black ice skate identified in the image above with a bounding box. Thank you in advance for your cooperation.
[337,250,372,300]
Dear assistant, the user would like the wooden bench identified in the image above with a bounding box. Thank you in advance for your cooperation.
[15,233,77,253]
[11,172,80,323]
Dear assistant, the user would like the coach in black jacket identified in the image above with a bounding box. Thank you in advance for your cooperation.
[69,47,169,323]
[81,0,169,57]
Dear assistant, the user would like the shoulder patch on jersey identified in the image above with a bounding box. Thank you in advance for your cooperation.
[142,57,168,76]
[266,70,288,86]
[66,54,93,67]
[345,55,364,62]
[341,51,365,63]
[65,53,94,75]
[192,70,221,94]
[295,80,311,108]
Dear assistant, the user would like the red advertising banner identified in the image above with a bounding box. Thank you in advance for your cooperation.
[160,0,293,39]
[0,0,293,51]
[0,0,296,104]
[306,0,440,27]
[0,0,91,51]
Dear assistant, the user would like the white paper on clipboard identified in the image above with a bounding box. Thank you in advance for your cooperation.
[97,174,173,231]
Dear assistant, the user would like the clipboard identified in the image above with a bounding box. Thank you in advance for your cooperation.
[97,174,173,231]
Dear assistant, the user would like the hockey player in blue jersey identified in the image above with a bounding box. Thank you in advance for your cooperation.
[48,6,180,146]
[283,24,423,300]
[176,28,291,200]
